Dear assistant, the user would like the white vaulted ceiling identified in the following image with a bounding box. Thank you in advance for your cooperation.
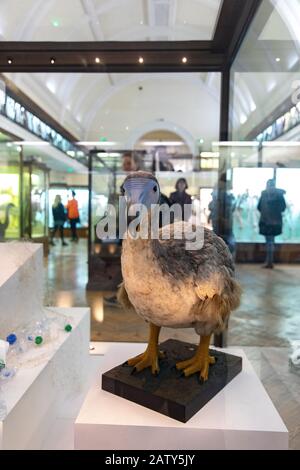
[0,0,222,42]
[2,72,221,151]
[0,0,223,152]
[1,0,300,153]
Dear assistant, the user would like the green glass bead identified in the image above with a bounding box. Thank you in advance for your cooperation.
[64,324,72,333]
[0,359,5,370]
[35,336,43,345]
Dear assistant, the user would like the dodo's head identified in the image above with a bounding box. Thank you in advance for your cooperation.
[121,171,160,210]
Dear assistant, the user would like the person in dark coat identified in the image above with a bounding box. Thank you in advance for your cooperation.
[258,179,286,268]
[169,178,192,221]
[208,178,236,256]
[50,195,68,246]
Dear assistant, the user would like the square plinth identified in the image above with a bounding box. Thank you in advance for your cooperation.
[75,343,288,450]
[102,339,242,423]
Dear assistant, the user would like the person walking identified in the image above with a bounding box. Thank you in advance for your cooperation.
[50,195,67,246]
[67,190,80,242]
[258,179,286,269]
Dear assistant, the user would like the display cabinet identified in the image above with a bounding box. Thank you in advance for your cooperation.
[213,143,300,262]
[86,150,218,290]
[22,160,49,244]
[0,142,49,250]
[0,143,21,240]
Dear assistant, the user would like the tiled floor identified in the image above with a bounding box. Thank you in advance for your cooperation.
[44,238,300,449]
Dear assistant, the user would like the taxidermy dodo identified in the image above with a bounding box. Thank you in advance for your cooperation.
[118,171,241,382]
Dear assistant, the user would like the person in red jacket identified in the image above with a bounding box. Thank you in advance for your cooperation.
[67,190,80,242]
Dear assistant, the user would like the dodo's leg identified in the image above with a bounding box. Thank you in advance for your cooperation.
[176,334,215,382]
[126,323,162,375]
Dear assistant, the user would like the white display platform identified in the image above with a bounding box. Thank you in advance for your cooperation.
[0,242,43,336]
[75,343,288,450]
[0,307,90,450]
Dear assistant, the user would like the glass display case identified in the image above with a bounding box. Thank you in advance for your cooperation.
[0,143,21,240]
[22,160,49,241]
[87,152,122,290]
[0,142,49,246]
[231,167,274,243]
[30,166,48,238]
[87,150,218,289]
[213,142,300,262]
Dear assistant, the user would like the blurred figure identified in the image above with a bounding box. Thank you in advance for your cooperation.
[51,195,67,246]
[169,178,192,221]
[67,190,80,242]
[258,179,286,269]
[122,152,138,172]
[208,173,236,255]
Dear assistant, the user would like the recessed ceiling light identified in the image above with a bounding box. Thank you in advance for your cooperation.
[7,58,12,64]
[182,57,187,63]
[276,57,281,62]
[125,126,129,130]
[138,57,144,64]
[50,58,55,64]
[95,57,100,64]
[140,20,143,25]
[52,19,60,27]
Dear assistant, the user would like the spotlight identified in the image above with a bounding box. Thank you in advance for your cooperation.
[95,57,100,64]
[50,58,55,64]
[7,58,12,64]
[182,57,187,64]
[276,57,281,62]
[138,57,144,64]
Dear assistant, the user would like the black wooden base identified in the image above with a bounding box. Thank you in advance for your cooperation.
[102,339,242,423]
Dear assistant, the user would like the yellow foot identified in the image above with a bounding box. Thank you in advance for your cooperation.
[126,349,164,375]
[176,354,215,382]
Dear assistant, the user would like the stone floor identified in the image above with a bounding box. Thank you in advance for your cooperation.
[44,239,300,347]
[44,238,300,449]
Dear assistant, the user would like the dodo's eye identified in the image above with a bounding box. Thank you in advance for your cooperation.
[153,185,157,193]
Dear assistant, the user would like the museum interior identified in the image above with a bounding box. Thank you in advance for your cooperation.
[0,0,300,451]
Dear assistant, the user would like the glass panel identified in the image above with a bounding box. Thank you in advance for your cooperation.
[91,156,115,253]
[22,166,31,238]
[276,168,300,242]
[231,167,274,243]
[0,143,20,240]
[31,167,47,238]
[229,0,300,253]
[0,0,222,41]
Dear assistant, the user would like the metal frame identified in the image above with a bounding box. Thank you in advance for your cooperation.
[0,0,263,347]
[0,1,262,74]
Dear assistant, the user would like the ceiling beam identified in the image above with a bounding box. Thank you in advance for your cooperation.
[0,1,264,73]
[0,41,224,72]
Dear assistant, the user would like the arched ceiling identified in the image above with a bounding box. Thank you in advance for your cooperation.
[3,71,221,151]
[0,0,222,42]
[1,0,300,153]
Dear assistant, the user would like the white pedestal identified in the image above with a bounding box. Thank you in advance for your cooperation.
[0,242,43,336]
[75,343,288,450]
[0,307,90,450]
